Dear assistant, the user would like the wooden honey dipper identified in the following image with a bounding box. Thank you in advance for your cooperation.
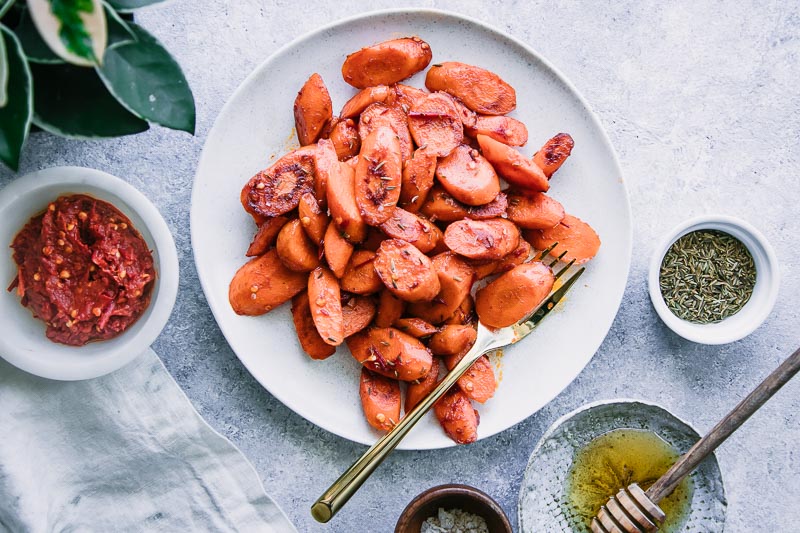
[591,345,800,532]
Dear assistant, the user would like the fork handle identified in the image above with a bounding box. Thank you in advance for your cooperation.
[646,345,800,504]
[310,333,496,523]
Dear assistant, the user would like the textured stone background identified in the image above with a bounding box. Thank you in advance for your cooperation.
[2,1,799,531]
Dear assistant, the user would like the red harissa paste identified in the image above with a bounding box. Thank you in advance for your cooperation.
[8,194,156,346]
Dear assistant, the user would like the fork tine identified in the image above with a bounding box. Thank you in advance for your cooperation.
[537,242,558,260]
[554,258,577,280]
[547,250,568,268]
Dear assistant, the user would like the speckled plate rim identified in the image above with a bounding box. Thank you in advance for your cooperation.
[191,8,632,449]
[517,398,727,531]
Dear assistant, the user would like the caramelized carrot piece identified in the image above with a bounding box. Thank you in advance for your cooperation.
[406,252,474,324]
[428,324,477,356]
[443,218,520,261]
[405,357,441,412]
[532,133,574,178]
[246,216,288,257]
[442,349,496,404]
[322,143,368,243]
[342,37,432,89]
[465,115,528,146]
[399,147,437,212]
[340,250,383,294]
[347,327,433,381]
[340,85,395,118]
[475,262,554,328]
[394,83,428,112]
[379,207,438,253]
[358,103,414,162]
[477,134,549,192]
[329,118,360,161]
[355,126,403,226]
[298,192,329,245]
[434,387,479,444]
[342,294,377,337]
[308,266,344,346]
[426,62,516,115]
[229,249,307,316]
[444,294,476,326]
[294,73,333,146]
[374,239,440,302]
[506,191,565,230]
[323,221,354,278]
[420,185,508,222]
[435,145,500,206]
[291,292,336,360]
[241,146,316,218]
[393,317,439,339]
[407,92,464,158]
[524,214,601,265]
[276,219,320,272]
[359,368,401,431]
[375,289,406,328]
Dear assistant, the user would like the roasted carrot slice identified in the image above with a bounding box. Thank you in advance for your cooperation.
[428,324,477,356]
[475,262,554,328]
[342,37,432,89]
[506,191,565,230]
[246,216,289,257]
[420,185,508,222]
[375,289,406,328]
[434,387,479,444]
[426,61,516,115]
[394,83,428,112]
[442,350,496,404]
[298,192,329,245]
[524,214,601,265]
[444,294,476,326]
[358,103,414,162]
[355,126,403,226]
[477,134,549,192]
[406,252,474,324]
[405,357,441,411]
[329,118,360,161]
[359,368,401,431]
[229,249,307,316]
[494,238,532,273]
[435,145,500,206]
[393,317,438,339]
[444,218,519,261]
[340,85,395,118]
[407,92,464,158]
[322,142,368,243]
[465,115,528,146]
[399,147,437,212]
[379,207,438,253]
[291,292,336,360]
[374,239,440,302]
[342,294,377,337]
[323,221,354,278]
[276,219,320,272]
[241,146,316,218]
[347,327,433,381]
[294,73,333,146]
[308,266,344,345]
[340,250,383,294]
[532,133,574,178]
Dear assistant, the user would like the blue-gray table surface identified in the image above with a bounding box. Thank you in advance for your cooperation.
[2,1,798,531]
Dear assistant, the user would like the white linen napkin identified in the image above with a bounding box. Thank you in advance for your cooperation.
[0,349,297,533]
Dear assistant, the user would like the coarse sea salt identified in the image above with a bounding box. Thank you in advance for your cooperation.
[421,507,490,533]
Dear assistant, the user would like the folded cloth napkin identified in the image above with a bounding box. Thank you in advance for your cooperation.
[0,349,296,533]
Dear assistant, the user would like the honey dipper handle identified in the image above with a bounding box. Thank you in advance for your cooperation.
[646,345,800,504]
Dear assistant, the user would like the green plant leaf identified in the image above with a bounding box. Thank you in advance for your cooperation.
[31,62,148,138]
[13,8,65,63]
[0,25,8,107]
[0,26,33,170]
[27,0,107,66]
[103,1,135,50]
[97,22,195,133]
[105,0,164,13]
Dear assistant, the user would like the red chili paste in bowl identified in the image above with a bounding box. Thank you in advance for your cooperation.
[8,194,156,346]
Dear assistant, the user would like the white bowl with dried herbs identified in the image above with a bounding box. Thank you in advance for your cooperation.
[648,215,779,344]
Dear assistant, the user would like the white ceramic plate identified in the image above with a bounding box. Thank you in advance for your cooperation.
[191,9,631,449]
[0,167,179,380]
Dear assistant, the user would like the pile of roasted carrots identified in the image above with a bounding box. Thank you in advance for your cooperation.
[229,36,600,444]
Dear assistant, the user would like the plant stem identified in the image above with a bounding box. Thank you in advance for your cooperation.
[0,0,15,19]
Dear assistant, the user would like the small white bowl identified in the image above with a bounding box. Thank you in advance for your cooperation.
[0,167,179,380]
[648,215,779,344]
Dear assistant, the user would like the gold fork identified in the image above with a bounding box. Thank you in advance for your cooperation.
[311,245,585,523]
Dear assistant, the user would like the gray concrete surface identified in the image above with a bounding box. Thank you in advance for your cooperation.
[2,1,799,531]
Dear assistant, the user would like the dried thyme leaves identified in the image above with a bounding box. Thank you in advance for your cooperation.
[659,230,756,323]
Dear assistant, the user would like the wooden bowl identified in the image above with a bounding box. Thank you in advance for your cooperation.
[395,484,512,533]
